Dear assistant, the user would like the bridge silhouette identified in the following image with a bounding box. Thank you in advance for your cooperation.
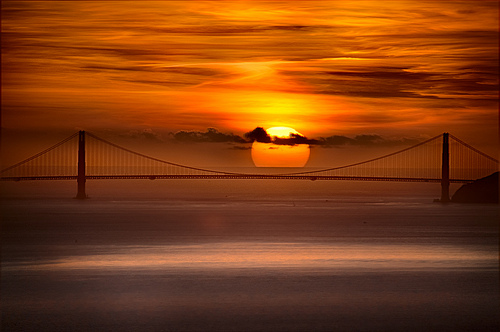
[1,131,498,201]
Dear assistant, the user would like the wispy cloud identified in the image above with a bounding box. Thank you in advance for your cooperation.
[1,0,498,152]
[169,128,246,144]
[165,126,423,149]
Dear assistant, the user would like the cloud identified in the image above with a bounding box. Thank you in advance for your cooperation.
[139,25,314,36]
[244,127,271,143]
[172,126,320,146]
[120,129,164,142]
[273,133,320,146]
[316,134,422,148]
[2,0,497,151]
[243,127,421,147]
[170,128,246,144]
[279,67,446,99]
[230,146,252,150]
[244,127,316,146]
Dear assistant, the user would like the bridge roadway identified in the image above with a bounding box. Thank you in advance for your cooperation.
[1,175,473,183]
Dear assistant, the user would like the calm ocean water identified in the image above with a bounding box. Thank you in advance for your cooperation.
[1,180,499,331]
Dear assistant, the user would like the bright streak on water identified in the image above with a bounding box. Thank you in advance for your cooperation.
[4,242,497,272]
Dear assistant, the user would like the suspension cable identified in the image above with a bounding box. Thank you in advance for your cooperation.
[274,134,443,176]
[85,132,250,176]
[0,132,79,173]
[448,134,498,163]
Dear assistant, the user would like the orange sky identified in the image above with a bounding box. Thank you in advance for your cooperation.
[1,1,499,166]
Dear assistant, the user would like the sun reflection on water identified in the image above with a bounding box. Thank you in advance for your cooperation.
[6,242,496,272]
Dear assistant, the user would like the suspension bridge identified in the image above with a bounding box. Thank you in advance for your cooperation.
[1,131,498,201]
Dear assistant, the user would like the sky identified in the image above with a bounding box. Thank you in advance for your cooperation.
[1,1,499,167]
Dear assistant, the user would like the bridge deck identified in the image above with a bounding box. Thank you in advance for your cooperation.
[0,175,473,183]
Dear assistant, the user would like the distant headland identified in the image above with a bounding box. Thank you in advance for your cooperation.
[452,172,499,204]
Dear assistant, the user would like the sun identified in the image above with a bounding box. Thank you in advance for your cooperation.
[251,127,310,167]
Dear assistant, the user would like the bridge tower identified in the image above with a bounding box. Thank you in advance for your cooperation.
[440,132,450,202]
[75,130,87,199]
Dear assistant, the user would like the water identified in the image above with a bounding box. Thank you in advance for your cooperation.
[1,180,499,331]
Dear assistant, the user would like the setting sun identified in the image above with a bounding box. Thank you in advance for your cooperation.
[251,127,310,167]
